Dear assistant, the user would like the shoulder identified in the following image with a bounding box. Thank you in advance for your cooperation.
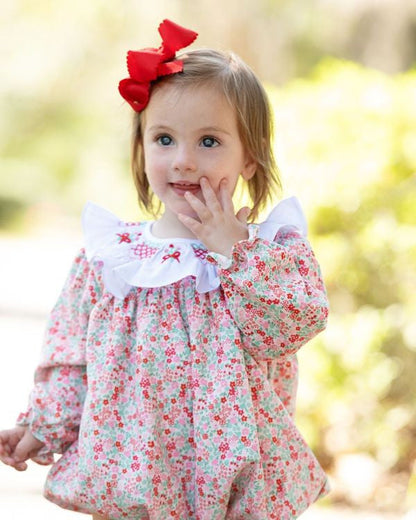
[254,197,320,271]
[257,197,307,241]
[82,202,149,262]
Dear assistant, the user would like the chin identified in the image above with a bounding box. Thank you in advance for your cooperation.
[169,201,199,219]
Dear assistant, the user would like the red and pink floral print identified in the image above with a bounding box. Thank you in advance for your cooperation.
[18,199,329,519]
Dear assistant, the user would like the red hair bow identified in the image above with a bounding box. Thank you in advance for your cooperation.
[118,19,198,112]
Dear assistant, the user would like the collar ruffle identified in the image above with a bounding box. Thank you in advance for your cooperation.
[82,196,307,298]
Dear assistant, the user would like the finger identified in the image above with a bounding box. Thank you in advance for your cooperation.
[13,461,28,471]
[0,428,24,446]
[0,431,20,457]
[0,454,14,465]
[0,440,11,457]
[14,430,44,462]
[177,213,203,237]
[14,435,37,462]
[0,431,14,449]
[218,179,235,214]
[14,441,31,462]
[236,206,251,224]
[0,452,27,470]
[199,177,222,212]
[184,191,212,222]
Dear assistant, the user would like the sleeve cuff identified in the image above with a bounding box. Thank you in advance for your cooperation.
[207,224,259,269]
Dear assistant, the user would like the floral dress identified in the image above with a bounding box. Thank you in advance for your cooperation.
[18,197,330,519]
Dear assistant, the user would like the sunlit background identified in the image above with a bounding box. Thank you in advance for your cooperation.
[1,1,416,518]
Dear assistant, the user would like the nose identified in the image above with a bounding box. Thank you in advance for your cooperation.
[172,145,197,174]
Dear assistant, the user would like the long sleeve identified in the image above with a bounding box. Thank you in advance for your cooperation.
[210,226,328,363]
[17,249,102,454]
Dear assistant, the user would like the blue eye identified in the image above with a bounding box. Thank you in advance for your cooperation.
[157,135,173,146]
[201,136,219,148]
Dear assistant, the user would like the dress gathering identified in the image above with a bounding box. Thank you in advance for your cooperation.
[18,199,330,519]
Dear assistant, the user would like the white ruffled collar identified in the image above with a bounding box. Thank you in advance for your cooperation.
[82,197,307,298]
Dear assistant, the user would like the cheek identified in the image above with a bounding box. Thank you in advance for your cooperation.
[144,150,165,178]
[206,167,241,195]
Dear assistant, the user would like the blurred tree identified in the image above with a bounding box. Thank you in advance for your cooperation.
[267,59,416,510]
[181,0,416,82]
[2,0,416,226]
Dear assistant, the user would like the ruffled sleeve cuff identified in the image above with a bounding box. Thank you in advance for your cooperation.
[16,410,55,463]
[16,405,79,456]
[16,410,31,428]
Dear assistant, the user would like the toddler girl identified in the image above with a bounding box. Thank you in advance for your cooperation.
[0,19,329,520]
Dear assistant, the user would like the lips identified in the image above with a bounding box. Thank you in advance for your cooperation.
[170,182,201,195]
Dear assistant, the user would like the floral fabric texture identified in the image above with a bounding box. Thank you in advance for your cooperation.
[18,198,330,519]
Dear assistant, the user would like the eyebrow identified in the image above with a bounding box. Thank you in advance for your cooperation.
[147,125,232,136]
[201,126,232,136]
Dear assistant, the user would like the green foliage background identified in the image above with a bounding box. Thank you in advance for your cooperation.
[268,61,416,478]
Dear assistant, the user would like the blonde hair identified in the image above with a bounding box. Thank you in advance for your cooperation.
[130,48,281,220]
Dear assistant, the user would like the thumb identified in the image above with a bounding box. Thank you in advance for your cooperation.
[10,438,30,471]
[13,437,31,462]
[236,206,251,224]
[14,431,43,462]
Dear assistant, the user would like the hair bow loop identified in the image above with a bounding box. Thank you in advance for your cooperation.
[158,19,198,57]
[126,49,163,82]
[119,19,198,112]
[118,79,150,112]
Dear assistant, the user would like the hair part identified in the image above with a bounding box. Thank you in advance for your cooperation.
[130,48,281,220]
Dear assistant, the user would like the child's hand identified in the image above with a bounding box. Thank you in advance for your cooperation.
[178,177,251,257]
[0,426,45,471]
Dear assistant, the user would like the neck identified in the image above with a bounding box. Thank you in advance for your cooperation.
[151,211,197,239]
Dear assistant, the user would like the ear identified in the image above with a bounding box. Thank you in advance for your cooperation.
[241,155,257,181]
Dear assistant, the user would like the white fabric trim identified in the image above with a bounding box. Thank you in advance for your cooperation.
[82,197,307,297]
[257,196,307,240]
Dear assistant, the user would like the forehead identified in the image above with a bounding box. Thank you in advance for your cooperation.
[143,82,238,129]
